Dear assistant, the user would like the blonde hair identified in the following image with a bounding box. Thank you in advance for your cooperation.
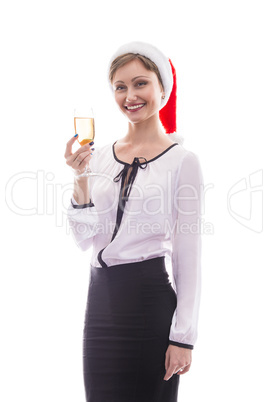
[109,53,164,90]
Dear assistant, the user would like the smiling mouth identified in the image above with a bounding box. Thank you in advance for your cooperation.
[125,103,146,111]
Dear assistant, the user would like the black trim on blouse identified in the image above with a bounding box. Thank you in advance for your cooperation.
[97,156,148,268]
[71,199,95,209]
[112,141,178,165]
[169,341,194,350]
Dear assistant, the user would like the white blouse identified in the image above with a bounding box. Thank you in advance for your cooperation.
[67,140,203,349]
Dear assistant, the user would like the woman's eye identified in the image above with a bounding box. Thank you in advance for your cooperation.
[136,82,147,87]
[115,86,125,91]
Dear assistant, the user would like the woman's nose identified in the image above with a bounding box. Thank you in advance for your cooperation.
[125,88,137,102]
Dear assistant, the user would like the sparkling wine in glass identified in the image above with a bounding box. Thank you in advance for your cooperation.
[74,107,95,146]
[74,107,95,176]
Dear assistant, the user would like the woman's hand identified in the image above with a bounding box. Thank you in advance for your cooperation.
[164,345,192,381]
[64,135,94,174]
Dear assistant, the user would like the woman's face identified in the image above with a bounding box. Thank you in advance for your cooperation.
[112,59,164,125]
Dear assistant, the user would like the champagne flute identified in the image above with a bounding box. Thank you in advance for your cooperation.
[74,107,95,145]
[74,107,95,176]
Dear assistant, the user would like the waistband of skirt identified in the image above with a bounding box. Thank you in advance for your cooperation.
[90,256,166,281]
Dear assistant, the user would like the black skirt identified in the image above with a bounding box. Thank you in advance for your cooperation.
[83,256,180,402]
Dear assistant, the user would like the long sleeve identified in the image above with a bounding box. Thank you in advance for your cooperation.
[67,195,99,251]
[169,151,203,349]
[66,148,101,251]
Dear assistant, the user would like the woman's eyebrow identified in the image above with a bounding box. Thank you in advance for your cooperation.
[131,75,150,81]
[114,75,150,85]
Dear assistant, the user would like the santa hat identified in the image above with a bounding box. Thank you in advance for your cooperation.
[108,41,184,144]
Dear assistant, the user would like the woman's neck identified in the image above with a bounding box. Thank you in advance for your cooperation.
[124,116,166,146]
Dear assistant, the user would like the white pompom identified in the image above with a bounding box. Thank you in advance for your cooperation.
[167,132,184,145]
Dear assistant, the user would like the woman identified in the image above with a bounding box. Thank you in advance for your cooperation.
[65,42,203,402]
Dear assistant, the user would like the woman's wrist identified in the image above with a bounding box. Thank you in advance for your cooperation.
[73,167,90,178]
[73,175,90,205]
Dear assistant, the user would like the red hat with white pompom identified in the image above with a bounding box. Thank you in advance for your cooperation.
[109,41,184,144]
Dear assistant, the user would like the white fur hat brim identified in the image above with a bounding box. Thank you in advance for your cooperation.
[108,41,173,109]
[168,132,184,145]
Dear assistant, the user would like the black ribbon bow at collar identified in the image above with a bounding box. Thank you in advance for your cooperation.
[113,157,148,202]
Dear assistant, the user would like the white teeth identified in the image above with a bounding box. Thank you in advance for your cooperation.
[126,104,145,110]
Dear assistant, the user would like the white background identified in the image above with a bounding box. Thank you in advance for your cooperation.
[1,0,267,401]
